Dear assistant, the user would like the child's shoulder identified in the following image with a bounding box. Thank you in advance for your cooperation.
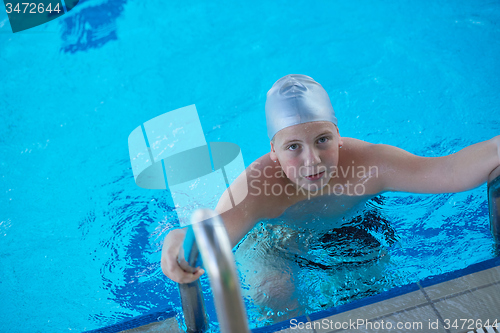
[339,137,377,162]
[247,153,286,181]
[342,137,374,150]
[249,152,274,171]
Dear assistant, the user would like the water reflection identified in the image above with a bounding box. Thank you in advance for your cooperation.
[60,0,127,53]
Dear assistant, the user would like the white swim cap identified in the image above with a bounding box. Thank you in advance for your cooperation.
[265,74,338,140]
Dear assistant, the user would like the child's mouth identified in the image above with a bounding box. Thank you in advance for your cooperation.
[305,171,325,181]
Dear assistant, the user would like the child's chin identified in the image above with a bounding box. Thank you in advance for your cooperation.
[301,181,329,193]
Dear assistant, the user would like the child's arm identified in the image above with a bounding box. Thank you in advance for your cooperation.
[373,135,500,194]
[161,157,273,283]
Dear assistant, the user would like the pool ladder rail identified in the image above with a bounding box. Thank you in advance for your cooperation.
[177,209,250,333]
[488,165,500,251]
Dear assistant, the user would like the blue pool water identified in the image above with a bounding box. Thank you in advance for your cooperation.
[1,0,499,331]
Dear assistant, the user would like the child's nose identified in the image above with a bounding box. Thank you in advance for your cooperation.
[304,148,321,166]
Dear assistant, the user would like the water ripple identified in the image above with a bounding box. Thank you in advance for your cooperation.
[60,0,127,53]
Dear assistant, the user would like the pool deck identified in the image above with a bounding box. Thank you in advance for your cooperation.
[272,264,500,333]
[103,258,500,333]
[120,318,183,333]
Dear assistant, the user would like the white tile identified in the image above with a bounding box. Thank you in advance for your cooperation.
[433,284,500,333]
[322,305,447,333]
[314,291,427,333]
[121,317,183,333]
[424,266,500,301]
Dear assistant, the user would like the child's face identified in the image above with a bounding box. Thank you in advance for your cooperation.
[270,121,343,192]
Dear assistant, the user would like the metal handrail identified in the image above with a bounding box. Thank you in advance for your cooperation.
[177,209,250,333]
[178,225,208,332]
[488,165,500,249]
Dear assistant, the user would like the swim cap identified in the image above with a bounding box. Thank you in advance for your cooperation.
[265,74,338,140]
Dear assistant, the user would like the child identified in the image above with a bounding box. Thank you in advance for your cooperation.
[161,74,500,314]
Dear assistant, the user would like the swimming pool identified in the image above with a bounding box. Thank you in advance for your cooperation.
[1,0,499,331]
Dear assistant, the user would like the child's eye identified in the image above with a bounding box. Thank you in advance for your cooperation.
[288,144,299,151]
[317,137,329,144]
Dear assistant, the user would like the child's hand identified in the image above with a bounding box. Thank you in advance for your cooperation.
[161,228,205,283]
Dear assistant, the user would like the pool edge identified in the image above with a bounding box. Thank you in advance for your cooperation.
[263,255,500,333]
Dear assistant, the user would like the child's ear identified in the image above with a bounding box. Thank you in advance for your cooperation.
[270,141,278,161]
[336,126,344,148]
